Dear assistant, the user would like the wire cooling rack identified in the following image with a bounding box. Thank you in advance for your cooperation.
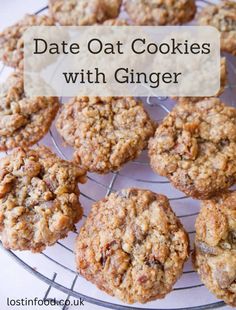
[0,1,236,309]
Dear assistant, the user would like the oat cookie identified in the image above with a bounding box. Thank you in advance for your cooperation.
[102,19,129,26]
[193,191,236,306]
[149,98,236,199]
[198,1,236,56]
[124,0,196,25]
[56,97,155,174]
[49,0,122,25]
[0,71,59,150]
[76,188,189,304]
[0,146,86,252]
[175,57,228,104]
[0,15,54,69]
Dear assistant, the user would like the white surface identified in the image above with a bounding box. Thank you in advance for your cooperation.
[0,1,234,310]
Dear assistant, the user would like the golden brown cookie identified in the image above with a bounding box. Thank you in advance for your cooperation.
[149,98,236,199]
[193,191,236,306]
[102,19,129,26]
[49,0,122,25]
[0,15,55,69]
[0,146,86,252]
[198,1,236,56]
[76,188,189,304]
[56,97,156,174]
[0,71,59,150]
[124,0,196,25]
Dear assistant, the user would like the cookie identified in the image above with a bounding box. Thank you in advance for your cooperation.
[49,0,122,25]
[198,1,236,56]
[56,97,156,174]
[124,0,196,25]
[149,98,236,199]
[0,15,55,69]
[193,191,236,306]
[0,71,59,150]
[102,19,129,26]
[175,57,228,104]
[0,146,86,252]
[76,188,189,304]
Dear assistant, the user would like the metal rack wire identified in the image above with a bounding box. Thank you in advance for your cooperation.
[0,1,235,309]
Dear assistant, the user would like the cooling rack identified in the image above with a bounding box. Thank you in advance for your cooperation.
[0,1,235,309]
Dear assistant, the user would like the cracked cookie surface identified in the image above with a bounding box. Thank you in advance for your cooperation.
[0,15,55,69]
[0,146,86,252]
[76,188,189,304]
[149,98,236,199]
[0,71,59,150]
[56,97,156,174]
[193,191,236,306]
[49,0,122,25]
[124,0,196,25]
[198,1,236,55]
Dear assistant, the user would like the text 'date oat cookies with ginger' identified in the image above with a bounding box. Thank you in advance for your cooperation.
[198,0,236,56]
[0,71,59,150]
[56,97,156,174]
[193,191,236,306]
[149,98,236,199]
[0,14,55,69]
[124,0,196,25]
[49,0,122,25]
[76,188,189,304]
[0,146,86,252]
